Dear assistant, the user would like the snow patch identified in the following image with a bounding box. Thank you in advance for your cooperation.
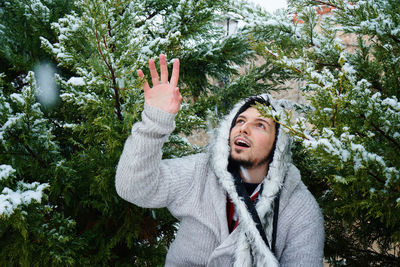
[0,165,15,181]
[67,77,85,86]
[0,182,49,216]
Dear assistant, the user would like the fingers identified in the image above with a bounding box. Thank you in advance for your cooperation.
[170,58,180,88]
[159,54,168,84]
[143,54,180,89]
[149,58,159,87]
[137,69,150,92]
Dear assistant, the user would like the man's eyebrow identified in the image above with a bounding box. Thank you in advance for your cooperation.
[256,117,271,125]
[237,114,272,125]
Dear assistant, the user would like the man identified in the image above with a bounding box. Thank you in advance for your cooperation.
[116,54,324,266]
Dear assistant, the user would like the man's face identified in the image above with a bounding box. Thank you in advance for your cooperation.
[229,107,276,168]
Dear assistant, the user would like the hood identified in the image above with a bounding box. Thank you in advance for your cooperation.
[209,93,296,266]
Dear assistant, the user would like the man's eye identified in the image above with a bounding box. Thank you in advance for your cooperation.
[257,123,265,129]
[236,119,244,124]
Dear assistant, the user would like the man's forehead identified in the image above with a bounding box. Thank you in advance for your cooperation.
[239,107,264,118]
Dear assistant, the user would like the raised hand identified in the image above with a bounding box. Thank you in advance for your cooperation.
[137,54,182,114]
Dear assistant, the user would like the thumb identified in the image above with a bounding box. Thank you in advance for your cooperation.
[175,87,182,101]
[137,69,150,92]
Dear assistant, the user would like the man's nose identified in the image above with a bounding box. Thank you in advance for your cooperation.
[239,123,250,135]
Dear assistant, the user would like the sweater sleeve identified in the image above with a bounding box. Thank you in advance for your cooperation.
[279,185,325,267]
[115,104,196,209]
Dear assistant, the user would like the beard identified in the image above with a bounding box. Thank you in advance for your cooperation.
[229,150,271,169]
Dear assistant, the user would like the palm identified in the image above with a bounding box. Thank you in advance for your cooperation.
[138,54,181,114]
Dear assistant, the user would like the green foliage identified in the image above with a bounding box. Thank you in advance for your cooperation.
[252,0,400,265]
[0,0,74,84]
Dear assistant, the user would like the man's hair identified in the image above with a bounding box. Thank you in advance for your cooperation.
[229,96,280,167]
[229,96,272,131]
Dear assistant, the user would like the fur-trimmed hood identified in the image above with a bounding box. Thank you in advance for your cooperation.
[209,94,296,266]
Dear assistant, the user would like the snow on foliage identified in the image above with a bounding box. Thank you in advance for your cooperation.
[1,71,58,153]
[303,127,399,187]
[252,1,400,207]
[0,181,49,217]
[338,0,400,39]
[0,165,15,181]
[22,0,50,23]
[67,77,85,86]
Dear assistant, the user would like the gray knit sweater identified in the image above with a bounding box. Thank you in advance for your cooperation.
[116,94,324,266]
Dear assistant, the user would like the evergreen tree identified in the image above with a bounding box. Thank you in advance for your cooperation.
[249,0,400,265]
[0,0,74,85]
[204,0,296,115]
[0,0,262,265]
[0,72,85,265]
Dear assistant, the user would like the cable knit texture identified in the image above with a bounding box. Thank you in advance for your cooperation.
[116,95,324,266]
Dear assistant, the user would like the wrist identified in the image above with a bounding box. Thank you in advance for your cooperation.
[143,103,177,125]
[144,101,179,115]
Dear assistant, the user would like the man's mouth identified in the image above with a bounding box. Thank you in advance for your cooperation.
[234,137,250,148]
